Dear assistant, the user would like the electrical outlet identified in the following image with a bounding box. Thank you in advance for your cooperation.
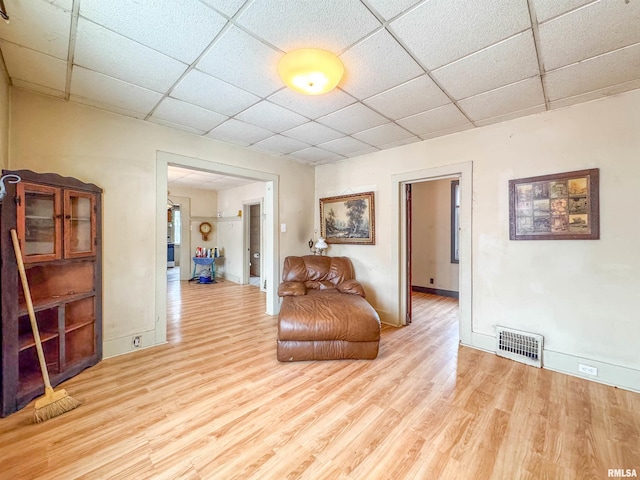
[132,336,141,348]
[578,363,598,376]
[429,278,434,284]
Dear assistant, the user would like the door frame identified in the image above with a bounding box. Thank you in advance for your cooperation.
[155,151,280,346]
[243,198,264,291]
[392,161,472,345]
[167,195,191,280]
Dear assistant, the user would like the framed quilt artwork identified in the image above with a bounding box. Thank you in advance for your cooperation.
[509,169,599,240]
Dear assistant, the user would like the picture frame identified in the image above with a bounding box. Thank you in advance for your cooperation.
[509,168,599,240]
[319,191,375,245]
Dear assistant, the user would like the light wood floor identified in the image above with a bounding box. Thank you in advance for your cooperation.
[1,281,638,479]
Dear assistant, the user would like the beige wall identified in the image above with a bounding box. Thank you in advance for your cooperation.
[411,179,459,292]
[0,71,8,170]
[317,88,640,375]
[9,89,315,353]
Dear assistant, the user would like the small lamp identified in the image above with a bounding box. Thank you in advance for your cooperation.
[314,237,328,256]
[278,48,344,95]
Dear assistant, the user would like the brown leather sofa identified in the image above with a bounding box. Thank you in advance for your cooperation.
[277,255,381,361]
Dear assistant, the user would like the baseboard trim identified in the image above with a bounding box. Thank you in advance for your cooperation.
[103,330,166,359]
[462,332,639,393]
[412,285,459,299]
[543,350,640,393]
[224,273,241,284]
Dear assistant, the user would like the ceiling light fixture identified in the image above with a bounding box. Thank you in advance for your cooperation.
[277,48,344,95]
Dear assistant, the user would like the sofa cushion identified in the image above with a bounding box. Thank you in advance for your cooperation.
[281,255,356,287]
[336,279,365,297]
[278,290,380,343]
[278,281,306,296]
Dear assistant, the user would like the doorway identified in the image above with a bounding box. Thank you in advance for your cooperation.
[392,161,472,346]
[155,151,280,347]
[407,178,460,325]
[244,201,264,290]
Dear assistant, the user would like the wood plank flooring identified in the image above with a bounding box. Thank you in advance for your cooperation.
[0,280,638,479]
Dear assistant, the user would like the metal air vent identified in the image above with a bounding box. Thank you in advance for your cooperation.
[496,327,543,368]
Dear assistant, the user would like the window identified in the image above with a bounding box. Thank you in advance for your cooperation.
[451,180,460,264]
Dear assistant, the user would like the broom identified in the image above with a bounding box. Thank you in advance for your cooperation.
[10,229,81,422]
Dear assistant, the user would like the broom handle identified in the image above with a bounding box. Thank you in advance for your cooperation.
[10,229,53,391]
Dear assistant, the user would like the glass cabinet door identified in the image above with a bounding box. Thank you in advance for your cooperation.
[64,190,96,258]
[17,183,62,262]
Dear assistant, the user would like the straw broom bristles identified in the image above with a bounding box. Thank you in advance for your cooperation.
[34,387,81,423]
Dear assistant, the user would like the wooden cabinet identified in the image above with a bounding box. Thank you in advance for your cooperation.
[1,170,102,417]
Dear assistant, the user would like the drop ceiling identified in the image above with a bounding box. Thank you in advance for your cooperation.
[1,0,639,166]
[167,164,257,191]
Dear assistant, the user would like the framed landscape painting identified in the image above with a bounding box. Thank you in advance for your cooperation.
[320,192,375,245]
[509,168,599,240]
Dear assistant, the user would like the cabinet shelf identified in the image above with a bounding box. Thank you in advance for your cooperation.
[19,330,59,351]
[18,291,95,316]
[65,318,94,333]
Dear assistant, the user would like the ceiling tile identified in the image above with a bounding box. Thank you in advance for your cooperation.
[0,0,71,60]
[282,122,344,145]
[538,0,640,71]
[458,77,545,122]
[352,123,415,146]
[345,146,380,157]
[545,42,640,101]
[0,41,67,91]
[475,105,547,127]
[252,135,311,155]
[289,146,345,163]
[366,0,423,20]
[419,123,474,141]
[390,0,531,70]
[530,0,593,23]
[397,104,470,136]
[363,75,451,120]
[199,0,247,17]
[237,0,380,51]
[268,88,356,119]
[171,70,260,116]
[12,79,65,99]
[69,95,148,120]
[432,31,539,100]
[197,26,283,97]
[549,78,640,110]
[379,136,422,150]
[235,101,308,132]
[339,30,423,99]
[317,137,373,155]
[70,66,163,115]
[74,19,188,93]
[206,119,274,146]
[148,118,207,135]
[79,0,227,64]
[151,97,227,132]
[317,103,388,135]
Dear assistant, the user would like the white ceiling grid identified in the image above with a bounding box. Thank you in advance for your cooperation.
[0,0,638,168]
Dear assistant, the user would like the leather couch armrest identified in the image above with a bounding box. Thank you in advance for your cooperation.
[278,281,307,297]
[337,279,366,298]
